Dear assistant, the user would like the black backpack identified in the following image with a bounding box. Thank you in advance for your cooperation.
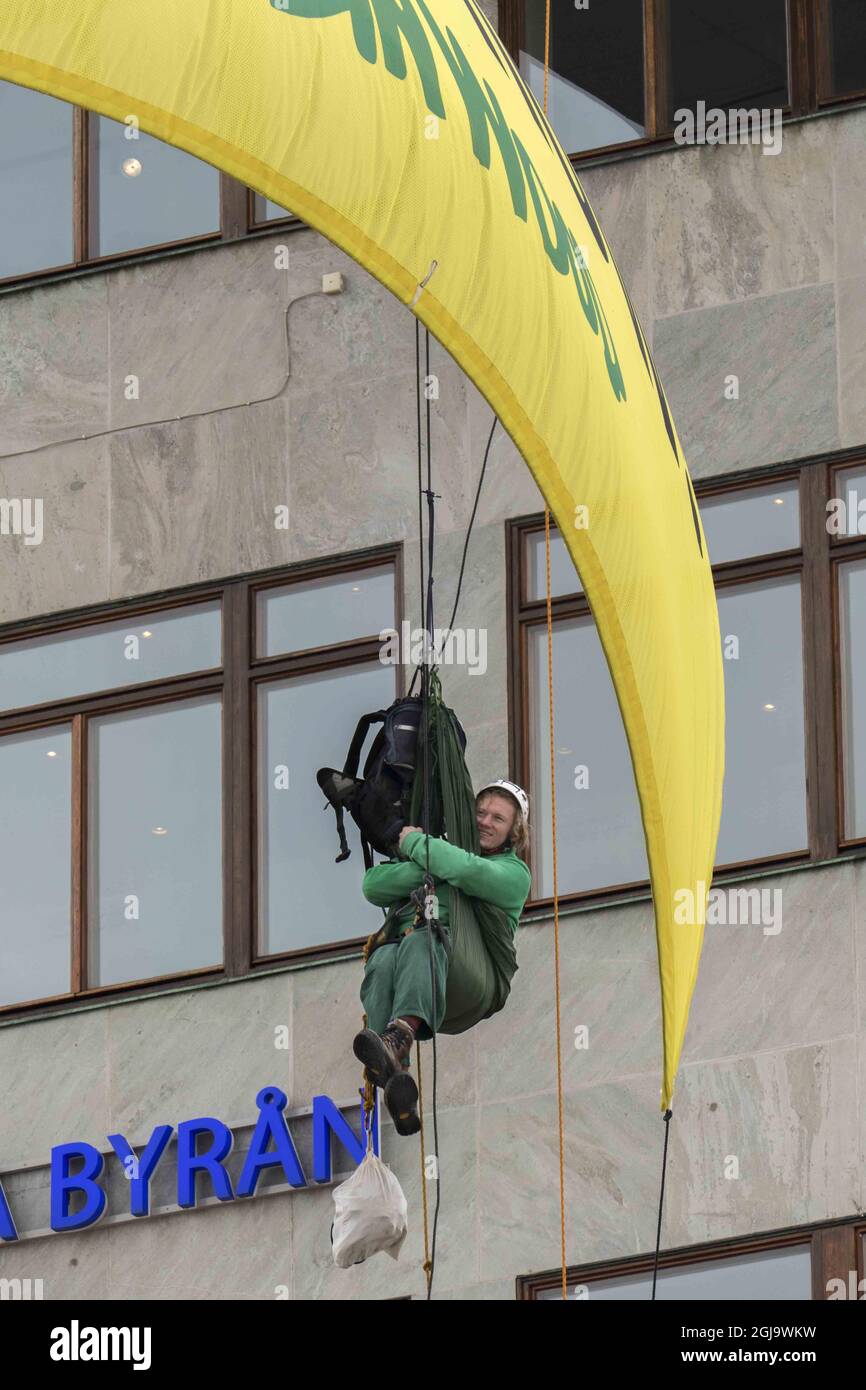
[316,695,466,871]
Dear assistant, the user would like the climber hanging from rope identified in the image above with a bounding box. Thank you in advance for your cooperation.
[352,777,531,1136]
[316,672,532,1136]
[314,318,536,1284]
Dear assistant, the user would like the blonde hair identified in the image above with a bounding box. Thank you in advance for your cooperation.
[476,788,530,860]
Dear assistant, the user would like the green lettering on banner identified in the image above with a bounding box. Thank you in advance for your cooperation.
[270,0,626,402]
[414,0,527,220]
[275,0,445,116]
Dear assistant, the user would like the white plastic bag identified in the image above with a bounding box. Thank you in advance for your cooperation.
[331,1150,408,1267]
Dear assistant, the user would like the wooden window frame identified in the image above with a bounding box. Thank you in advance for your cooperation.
[830,460,866,846]
[3,104,239,290]
[517,1213,866,1300]
[500,0,859,164]
[507,451,866,915]
[0,543,403,1022]
[246,186,304,235]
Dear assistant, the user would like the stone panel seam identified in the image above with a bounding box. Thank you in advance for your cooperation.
[652,277,837,327]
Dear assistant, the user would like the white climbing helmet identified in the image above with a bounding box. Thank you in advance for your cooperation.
[476,779,529,821]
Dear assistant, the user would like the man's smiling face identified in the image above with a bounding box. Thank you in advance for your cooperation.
[476,792,516,853]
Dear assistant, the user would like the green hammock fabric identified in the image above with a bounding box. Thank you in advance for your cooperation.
[378,671,519,1035]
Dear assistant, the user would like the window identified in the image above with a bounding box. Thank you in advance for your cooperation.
[668,0,789,122]
[518,0,646,156]
[838,559,866,841]
[518,1216,866,1300]
[0,549,400,1015]
[254,565,397,956]
[823,0,866,102]
[503,1,857,160]
[0,81,74,281]
[830,462,866,843]
[92,113,221,257]
[509,457,866,908]
[251,192,295,227]
[88,696,222,989]
[0,80,300,287]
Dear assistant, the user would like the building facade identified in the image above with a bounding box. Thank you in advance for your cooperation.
[0,1,865,1299]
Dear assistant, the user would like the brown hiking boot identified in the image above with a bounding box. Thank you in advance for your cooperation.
[352,1018,416,1090]
[384,1070,421,1137]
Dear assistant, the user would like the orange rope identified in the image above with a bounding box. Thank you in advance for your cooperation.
[543,0,568,1305]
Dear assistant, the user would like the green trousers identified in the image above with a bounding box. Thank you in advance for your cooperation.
[360,921,451,1043]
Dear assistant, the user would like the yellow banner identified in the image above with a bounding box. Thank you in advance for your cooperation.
[0,0,724,1110]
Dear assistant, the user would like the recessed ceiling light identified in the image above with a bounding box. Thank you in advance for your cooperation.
[142,629,153,638]
[152,826,168,836]
[772,497,785,505]
[122,158,142,177]
[763,703,776,711]
[46,750,58,758]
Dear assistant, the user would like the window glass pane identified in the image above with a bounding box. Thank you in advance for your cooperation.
[0,602,221,713]
[830,466,866,539]
[529,575,807,896]
[538,1245,811,1300]
[259,663,396,953]
[827,1,866,98]
[526,528,583,600]
[670,0,789,124]
[252,192,294,222]
[0,726,72,1006]
[520,0,644,155]
[716,577,807,864]
[529,617,647,897]
[699,481,800,565]
[839,559,866,840]
[257,567,394,657]
[0,81,73,280]
[94,115,220,257]
[88,697,222,986]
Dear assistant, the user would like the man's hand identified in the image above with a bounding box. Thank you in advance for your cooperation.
[398,825,424,849]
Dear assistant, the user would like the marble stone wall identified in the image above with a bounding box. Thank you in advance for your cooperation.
[0,74,864,1298]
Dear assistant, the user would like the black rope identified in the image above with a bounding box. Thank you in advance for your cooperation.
[408,322,497,1293]
[416,322,425,635]
[409,409,497,699]
[651,1108,673,1299]
[445,413,497,636]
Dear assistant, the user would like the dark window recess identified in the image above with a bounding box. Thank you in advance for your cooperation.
[827,0,866,99]
[669,0,790,120]
[520,0,645,155]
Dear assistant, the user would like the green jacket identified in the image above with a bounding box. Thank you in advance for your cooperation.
[362,830,531,932]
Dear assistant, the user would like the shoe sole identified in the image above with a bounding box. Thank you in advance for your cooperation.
[353,1028,399,1088]
[384,1071,420,1136]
